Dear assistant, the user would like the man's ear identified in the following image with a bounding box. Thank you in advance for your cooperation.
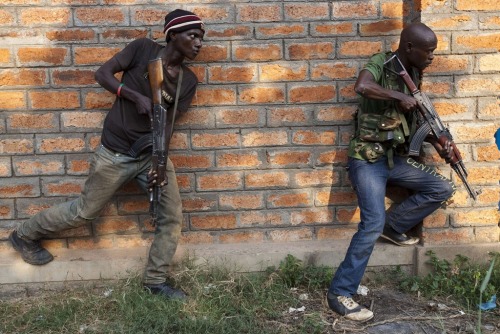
[170,32,177,41]
[405,41,413,53]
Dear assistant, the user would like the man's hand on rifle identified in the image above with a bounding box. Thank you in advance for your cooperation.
[427,136,454,163]
[135,94,153,120]
[396,94,418,113]
[147,169,168,192]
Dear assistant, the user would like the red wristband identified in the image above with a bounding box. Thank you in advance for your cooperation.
[117,83,124,97]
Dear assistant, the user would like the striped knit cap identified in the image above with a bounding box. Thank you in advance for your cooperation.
[163,9,204,42]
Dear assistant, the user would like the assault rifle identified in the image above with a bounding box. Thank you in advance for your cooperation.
[389,55,477,200]
[147,58,169,224]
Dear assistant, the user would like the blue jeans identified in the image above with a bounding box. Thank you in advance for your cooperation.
[329,156,456,297]
[17,145,183,285]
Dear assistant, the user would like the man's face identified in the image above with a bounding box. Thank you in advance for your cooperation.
[172,28,204,60]
[408,38,437,70]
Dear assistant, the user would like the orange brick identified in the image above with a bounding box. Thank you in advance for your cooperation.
[191,87,236,106]
[170,153,213,169]
[208,65,256,83]
[0,137,33,154]
[175,109,214,127]
[422,210,449,228]
[216,108,262,127]
[18,47,67,65]
[0,69,46,86]
[474,226,500,243]
[8,113,57,131]
[242,130,288,147]
[317,105,357,123]
[290,84,336,103]
[196,45,229,62]
[13,157,64,176]
[336,207,361,223]
[132,9,166,26]
[94,216,140,235]
[290,208,334,225]
[453,208,500,226]
[197,172,243,191]
[0,48,12,64]
[46,29,96,42]
[19,8,71,25]
[84,90,115,109]
[0,158,11,177]
[315,190,357,206]
[101,29,148,41]
[422,228,474,245]
[295,170,338,187]
[268,228,313,242]
[240,211,284,226]
[118,196,148,214]
[454,123,499,143]
[188,6,231,23]
[179,231,215,245]
[426,56,470,74]
[234,44,282,61]
[43,178,84,196]
[284,3,329,20]
[190,213,237,230]
[0,200,13,219]
[217,152,261,168]
[311,62,357,80]
[339,41,383,57]
[52,69,96,86]
[478,54,500,72]
[381,2,410,18]
[75,8,125,25]
[61,112,105,129]
[67,155,91,175]
[292,130,336,145]
[239,86,285,104]
[456,0,500,10]
[312,22,355,36]
[260,63,308,82]
[206,26,252,39]
[39,136,86,153]
[181,196,217,212]
[0,10,14,25]
[170,132,189,150]
[267,150,312,167]
[256,24,306,38]
[359,20,404,36]
[68,237,114,250]
[288,42,334,60]
[245,171,290,189]
[332,2,377,18]
[267,191,312,208]
[74,47,121,65]
[479,97,500,118]
[238,4,281,22]
[30,91,80,110]
[317,149,349,165]
[219,231,265,244]
[317,227,356,240]
[268,107,309,126]
[219,193,264,210]
[476,145,500,162]
[456,33,500,52]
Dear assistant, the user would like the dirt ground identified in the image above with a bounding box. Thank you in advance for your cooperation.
[286,286,500,334]
[1,281,499,333]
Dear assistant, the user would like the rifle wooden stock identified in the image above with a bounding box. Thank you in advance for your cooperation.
[393,56,477,200]
[147,58,168,224]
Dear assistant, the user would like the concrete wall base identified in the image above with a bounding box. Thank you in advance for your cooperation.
[1,240,499,286]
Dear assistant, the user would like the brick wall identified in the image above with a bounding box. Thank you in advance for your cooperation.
[0,0,499,253]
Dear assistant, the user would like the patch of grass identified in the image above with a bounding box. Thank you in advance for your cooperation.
[0,255,333,334]
[394,250,500,311]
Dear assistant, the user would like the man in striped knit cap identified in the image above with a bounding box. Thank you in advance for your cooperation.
[9,9,205,300]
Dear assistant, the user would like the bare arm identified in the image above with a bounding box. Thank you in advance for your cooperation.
[354,69,418,113]
[94,57,152,117]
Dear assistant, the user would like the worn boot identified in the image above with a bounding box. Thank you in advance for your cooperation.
[144,282,187,300]
[9,230,54,265]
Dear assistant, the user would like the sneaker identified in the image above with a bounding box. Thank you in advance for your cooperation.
[327,292,374,322]
[9,230,54,265]
[144,283,187,300]
[380,225,419,246]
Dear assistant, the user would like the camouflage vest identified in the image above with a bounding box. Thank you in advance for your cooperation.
[350,52,419,167]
